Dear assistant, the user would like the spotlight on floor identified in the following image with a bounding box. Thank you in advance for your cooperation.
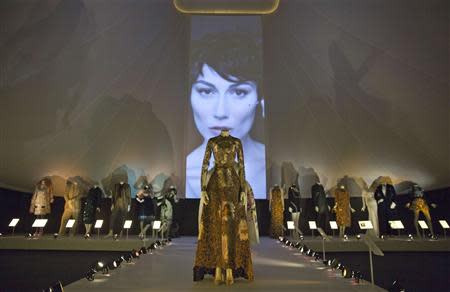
[148,243,156,253]
[25,233,32,238]
[353,271,363,283]
[314,253,321,261]
[86,269,96,281]
[124,254,132,263]
[140,247,147,254]
[356,234,361,240]
[155,240,162,246]
[53,233,59,239]
[43,280,63,292]
[330,258,339,269]
[109,260,119,270]
[131,249,140,258]
[343,234,348,241]
[341,267,351,278]
[94,261,105,272]
[389,280,406,292]
[300,245,308,254]
[408,234,414,241]
[380,235,385,240]
[278,236,284,242]
[113,234,119,240]
[294,242,302,249]
[300,235,304,241]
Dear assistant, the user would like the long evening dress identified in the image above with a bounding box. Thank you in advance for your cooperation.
[269,186,284,238]
[193,134,253,282]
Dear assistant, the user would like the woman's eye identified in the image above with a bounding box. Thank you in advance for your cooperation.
[196,87,215,97]
[231,88,249,97]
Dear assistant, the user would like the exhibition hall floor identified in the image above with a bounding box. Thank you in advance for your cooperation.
[65,237,385,292]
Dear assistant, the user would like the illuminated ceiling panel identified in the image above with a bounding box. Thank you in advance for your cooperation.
[173,0,280,14]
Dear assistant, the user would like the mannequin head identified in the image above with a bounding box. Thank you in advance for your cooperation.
[169,186,177,195]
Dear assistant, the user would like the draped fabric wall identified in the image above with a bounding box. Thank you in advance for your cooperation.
[0,0,448,197]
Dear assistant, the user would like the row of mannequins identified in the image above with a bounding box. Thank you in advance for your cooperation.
[269,180,437,239]
[28,178,178,238]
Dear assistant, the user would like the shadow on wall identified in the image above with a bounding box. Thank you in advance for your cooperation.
[281,161,298,195]
[298,166,322,197]
[46,175,93,197]
[101,165,135,198]
[81,94,174,186]
[0,0,91,157]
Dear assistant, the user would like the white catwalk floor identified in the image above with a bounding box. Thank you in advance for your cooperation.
[66,237,385,291]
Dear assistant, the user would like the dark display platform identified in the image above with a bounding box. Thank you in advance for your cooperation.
[1,234,449,252]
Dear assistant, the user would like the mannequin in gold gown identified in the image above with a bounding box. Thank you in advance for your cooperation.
[193,129,253,285]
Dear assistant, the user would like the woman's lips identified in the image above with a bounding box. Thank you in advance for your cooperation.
[210,126,232,131]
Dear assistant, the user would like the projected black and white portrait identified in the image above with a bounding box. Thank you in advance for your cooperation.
[185,16,267,198]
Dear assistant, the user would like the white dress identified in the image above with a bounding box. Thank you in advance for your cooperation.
[362,190,379,237]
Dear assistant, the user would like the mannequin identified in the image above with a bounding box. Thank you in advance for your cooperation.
[333,185,354,238]
[406,184,436,239]
[312,181,329,233]
[135,184,155,239]
[269,184,284,238]
[374,180,396,236]
[59,180,83,236]
[29,178,54,236]
[244,177,259,245]
[82,185,103,237]
[287,184,301,239]
[194,129,253,285]
[361,187,379,238]
[106,181,131,237]
[157,185,178,238]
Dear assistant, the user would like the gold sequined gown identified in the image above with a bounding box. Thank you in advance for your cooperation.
[334,189,351,227]
[269,186,284,238]
[193,135,253,282]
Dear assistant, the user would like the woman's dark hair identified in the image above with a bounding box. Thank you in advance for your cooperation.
[190,32,262,96]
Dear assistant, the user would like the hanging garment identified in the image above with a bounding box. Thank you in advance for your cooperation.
[311,183,329,231]
[82,186,103,224]
[374,184,396,235]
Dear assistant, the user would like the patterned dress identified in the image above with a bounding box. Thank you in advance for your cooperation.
[193,134,253,282]
[334,189,351,227]
[269,186,284,238]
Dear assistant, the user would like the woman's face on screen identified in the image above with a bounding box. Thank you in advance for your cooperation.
[190,64,259,140]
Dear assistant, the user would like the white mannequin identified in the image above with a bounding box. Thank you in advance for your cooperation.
[361,188,379,237]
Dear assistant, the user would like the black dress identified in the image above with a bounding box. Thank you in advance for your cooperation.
[82,187,103,224]
[136,197,156,224]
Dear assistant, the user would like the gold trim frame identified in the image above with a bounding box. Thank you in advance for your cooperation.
[173,0,280,15]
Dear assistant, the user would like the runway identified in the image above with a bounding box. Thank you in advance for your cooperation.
[65,237,385,291]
